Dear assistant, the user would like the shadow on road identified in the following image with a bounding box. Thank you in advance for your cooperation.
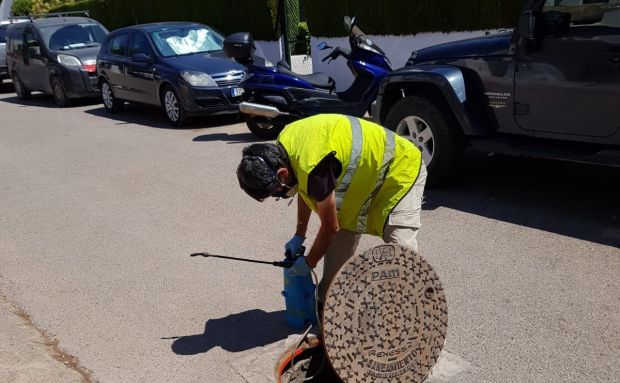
[1,92,100,108]
[424,153,620,248]
[167,309,296,355]
[192,131,263,144]
[84,105,241,130]
[0,81,15,94]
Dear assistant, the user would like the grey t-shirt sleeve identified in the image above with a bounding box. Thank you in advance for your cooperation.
[307,152,343,202]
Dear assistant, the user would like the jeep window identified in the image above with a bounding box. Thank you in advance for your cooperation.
[40,23,107,51]
[108,33,128,57]
[150,26,224,57]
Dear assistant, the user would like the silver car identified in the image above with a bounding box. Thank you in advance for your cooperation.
[0,18,28,83]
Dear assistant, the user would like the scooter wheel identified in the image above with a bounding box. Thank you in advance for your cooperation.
[246,116,285,140]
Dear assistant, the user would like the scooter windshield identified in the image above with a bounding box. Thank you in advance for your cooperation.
[357,35,386,56]
[349,23,386,56]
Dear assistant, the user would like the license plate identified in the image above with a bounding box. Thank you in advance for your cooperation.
[231,87,244,97]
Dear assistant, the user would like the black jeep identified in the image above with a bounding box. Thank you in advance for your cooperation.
[374,0,620,186]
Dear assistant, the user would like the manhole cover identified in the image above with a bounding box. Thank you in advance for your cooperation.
[322,244,448,383]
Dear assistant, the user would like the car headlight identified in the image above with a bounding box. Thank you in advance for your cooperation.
[57,54,82,66]
[180,71,217,87]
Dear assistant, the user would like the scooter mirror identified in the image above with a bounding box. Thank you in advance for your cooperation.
[317,41,329,50]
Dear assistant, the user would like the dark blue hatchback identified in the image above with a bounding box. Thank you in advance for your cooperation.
[97,22,245,126]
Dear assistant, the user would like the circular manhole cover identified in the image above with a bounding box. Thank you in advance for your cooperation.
[322,244,448,383]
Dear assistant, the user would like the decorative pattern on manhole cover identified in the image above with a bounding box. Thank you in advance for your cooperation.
[322,244,448,383]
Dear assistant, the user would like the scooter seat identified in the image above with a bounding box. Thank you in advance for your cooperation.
[277,61,335,91]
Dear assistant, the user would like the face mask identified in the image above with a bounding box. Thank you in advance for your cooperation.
[272,182,298,200]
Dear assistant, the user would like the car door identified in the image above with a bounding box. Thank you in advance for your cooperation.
[514,0,620,138]
[21,26,49,92]
[98,32,131,100]
[125,31,158,105]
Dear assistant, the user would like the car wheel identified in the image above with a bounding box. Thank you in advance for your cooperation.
[101,80,124,113]
[51,77,70,107]
[12,73,31,100]
[385,96,465,187]
[162,86,187,126]
[245,116,284,140]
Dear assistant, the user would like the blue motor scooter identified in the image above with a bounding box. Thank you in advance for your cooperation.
[224,16,392,139]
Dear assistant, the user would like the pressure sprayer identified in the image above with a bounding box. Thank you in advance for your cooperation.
[190,248,318,329]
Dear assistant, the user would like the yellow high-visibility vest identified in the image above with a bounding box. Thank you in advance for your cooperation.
[278,114,422,237]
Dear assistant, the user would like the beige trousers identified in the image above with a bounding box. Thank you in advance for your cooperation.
[318,162,427,301]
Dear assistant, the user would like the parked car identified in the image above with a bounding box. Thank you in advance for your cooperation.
[374,0,620,186]
[0,18,29,83]
[5,15,108,106]
[97,22,246,126]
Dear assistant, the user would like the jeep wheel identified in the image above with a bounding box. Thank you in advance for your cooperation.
[12,73,31,100]
[385,96,465,187]
[51,77,70,108]
[245,116,284,140]
[101,80,124,113]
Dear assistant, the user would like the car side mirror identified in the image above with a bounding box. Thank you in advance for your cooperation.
[519,10,539,41]
[132,53,152,63]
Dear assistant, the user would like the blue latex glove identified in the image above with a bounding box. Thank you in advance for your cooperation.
[284,235,305,258]
[287,256,312,277]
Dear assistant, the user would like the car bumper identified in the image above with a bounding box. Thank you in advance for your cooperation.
[179,84,242,116]
[59,67,100,98]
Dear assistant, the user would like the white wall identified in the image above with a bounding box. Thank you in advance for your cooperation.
[0,0,15,20]
[311,31,501,91]
[255,38,283,65]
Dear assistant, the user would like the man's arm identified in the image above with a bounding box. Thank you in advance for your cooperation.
[306,191,339,268]
[295,195,312,237]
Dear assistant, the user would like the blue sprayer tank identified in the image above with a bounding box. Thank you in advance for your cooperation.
[282,250,318,329]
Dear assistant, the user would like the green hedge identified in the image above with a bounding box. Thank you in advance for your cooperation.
[51,0,280,40]
[11,0,35,16]
[306,0,525,36]
[293,21,310,54]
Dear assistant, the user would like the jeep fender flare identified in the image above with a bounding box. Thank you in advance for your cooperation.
[380,65,487,136]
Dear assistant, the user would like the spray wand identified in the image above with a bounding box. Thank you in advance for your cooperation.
[190,252,294,268]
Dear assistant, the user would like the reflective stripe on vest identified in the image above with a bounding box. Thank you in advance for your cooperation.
[357,129,395,232]
[332,116,396,233]
[334,116,363,209]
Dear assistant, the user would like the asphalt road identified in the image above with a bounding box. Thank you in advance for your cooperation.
[0,83,618,383]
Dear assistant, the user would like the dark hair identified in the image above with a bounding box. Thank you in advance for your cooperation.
[237,143,288,201]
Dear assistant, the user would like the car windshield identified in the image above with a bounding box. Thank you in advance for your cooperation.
[40,23,108,50]
[150,26,224,57]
